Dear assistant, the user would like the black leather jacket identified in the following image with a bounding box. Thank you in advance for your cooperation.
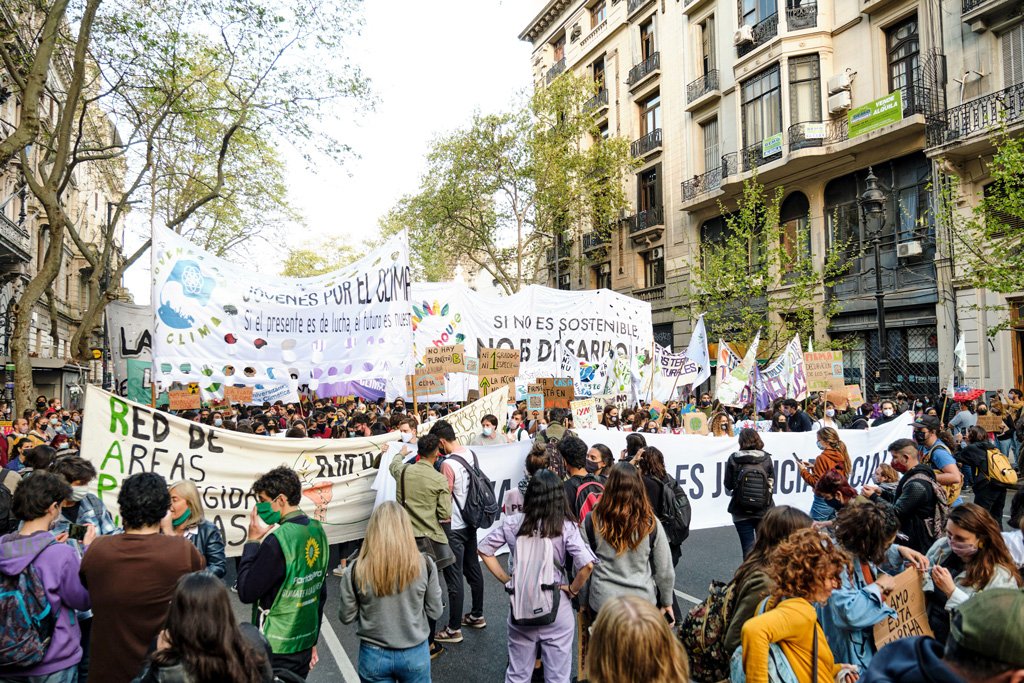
[189,519,226,578]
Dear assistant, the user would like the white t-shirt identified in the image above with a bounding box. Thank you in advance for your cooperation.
[442,448,473,530]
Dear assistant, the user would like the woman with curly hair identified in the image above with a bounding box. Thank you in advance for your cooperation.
[587,595,689,683]
[739,528,858,683]
[710,409,734,437]
[923,502,1022,643]
[798,427,852,522]
[580,463,675,624]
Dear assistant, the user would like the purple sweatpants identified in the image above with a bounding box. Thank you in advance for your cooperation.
[505,599,575,683]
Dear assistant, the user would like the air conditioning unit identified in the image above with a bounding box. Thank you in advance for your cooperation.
[897,241,923,258]
[827,73,852,95]
[651,246,664,259]
[828,91,852,114]
[734,25,754,45]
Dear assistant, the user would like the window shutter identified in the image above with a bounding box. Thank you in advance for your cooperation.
[653,163,663,208]
[1003,24,1024,87]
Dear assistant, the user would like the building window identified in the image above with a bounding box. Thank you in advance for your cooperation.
[643,247,665,287]
[558,273,571,290]
[740,0,777,27]
[590,1,607,28]
[701,117,719,173]
[638,167,658,212]
[983,181,1024,235]
[1003,23,1024,87]
[593,56,606,89]
[780,191,811,273]
[699,16,716,76]
[594,262,612,289]
[741,65,782,148]
[887,16,919,112]
[700,217,727,272]
[640,18,656,60]
[639,92,661,137]
[789,54,820,124]
[553,36,566,61]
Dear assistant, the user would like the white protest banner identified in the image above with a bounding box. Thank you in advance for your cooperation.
[417,385,511,445]
[558,345,611,397]
[571,398,597,429]
[786,335,809,400]
[644,316,711,402]
[574,413,913,530]
[717,331,760,407]
[409,283,651,386]
[106,302,153,399]
[152,224,414,397]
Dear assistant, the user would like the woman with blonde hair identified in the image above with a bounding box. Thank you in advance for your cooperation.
[339,501,443,682]
[168,480,226,578]
[798,426,852,522]
[710,409,734,437]
[586,595,689,683]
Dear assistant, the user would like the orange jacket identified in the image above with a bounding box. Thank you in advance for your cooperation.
[800,447,846,486]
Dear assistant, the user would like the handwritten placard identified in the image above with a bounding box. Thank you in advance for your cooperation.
[846,384,864,409]
[224,385,254,404]
[683,412,708,435]
[804,351,845,392]
[406,373,445,395]
[423,344,465,374]
[168,390,201,411]
[873,568,933,649]
[571,398,597,429]
[977,412,1006,433]
[539,377,573,410]
[478,374,517,397]
[826,389,849,412]
[479,348,521,376]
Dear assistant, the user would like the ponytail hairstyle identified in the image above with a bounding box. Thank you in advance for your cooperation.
[816,427,852,475]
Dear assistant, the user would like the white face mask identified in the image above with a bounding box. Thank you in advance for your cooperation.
[883,408,894,417]
[400,431,413,443]
[825,409,835,417]
[70,485,89,502]
[427,416,437,422]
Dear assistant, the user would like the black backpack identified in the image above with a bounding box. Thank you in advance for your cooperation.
[0,470,15,536]
[659,478,691,546]
[735,460,771,514]
[448,452,500,529]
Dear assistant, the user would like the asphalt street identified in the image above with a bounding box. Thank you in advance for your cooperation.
[226,492,1014,683]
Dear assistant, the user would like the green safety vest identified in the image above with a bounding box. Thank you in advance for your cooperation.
[253,518,329,654]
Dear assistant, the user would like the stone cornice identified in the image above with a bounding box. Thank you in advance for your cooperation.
[519,0,576,44]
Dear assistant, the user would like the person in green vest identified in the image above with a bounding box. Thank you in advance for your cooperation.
[237,465,329,679]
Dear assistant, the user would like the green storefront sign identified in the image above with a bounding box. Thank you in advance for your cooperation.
[848,91,903,138]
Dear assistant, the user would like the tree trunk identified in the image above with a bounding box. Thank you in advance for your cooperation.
[12,215,66,412]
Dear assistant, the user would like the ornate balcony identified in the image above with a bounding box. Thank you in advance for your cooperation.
[926,81,1024,148]
[737,13,778,58]
[627,52,660,87]
[741,137,783,172]
[686,70,719,104]
[546,58,566,84]
[788,118,849,151]
[786,1,817,30]
[582,230,610,254]
[633,285,665,302]
[584,89,610,115]
[627,205,664,245]
[627,0,656,19]
[961,0,1021,32]
[545,242,572,264]
[0,212,30,262]
[630,128,662,158]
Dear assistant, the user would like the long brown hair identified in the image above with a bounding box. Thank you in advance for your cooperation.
[948,503,1022,589]
[152,573,268,683]
[637,446,667,481]
[586,595,690,683]
[732,506,813,587]
[816,427,852,474]
[593,462,655,555]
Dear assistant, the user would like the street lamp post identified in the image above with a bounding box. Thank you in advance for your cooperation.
[860,167,891,397]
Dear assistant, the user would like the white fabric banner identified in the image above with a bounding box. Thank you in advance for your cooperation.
[106,302,153,398]
[151,225,414,396]
[717,331,760,407]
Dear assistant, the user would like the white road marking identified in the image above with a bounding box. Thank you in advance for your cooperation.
[675,589,702,605]
[321,616,359,683]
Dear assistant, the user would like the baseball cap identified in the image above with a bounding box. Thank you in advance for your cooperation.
[915,415,941,431]
[950,589,1024,667]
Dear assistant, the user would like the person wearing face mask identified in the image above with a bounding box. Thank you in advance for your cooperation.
[168,480,227,579]
[864,439,946,553]
[28,415,51,446]
[812,401,841,431]
[871,463,900,493]
[922,503,1021,644]
[711,409,734,437]
[561,435,605,522]
[347,412,373,439]
[872,400,898,427]
[469,414,506,446]
[914,415,965,506]
[598,405,620,430]
[237,466,327,679]
[505,410,530,442]
[0,472,93,682]
[958,425,1010,528]
[697,394,714,418]
[798,427,853,521]
[587,444,615,478]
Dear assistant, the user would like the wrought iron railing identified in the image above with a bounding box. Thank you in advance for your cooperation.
[686,70,719,103]
[633,285,665,302]
[680,154,734,202]
[962,0,989,12]
[926,81,1024,148]
[627,205,665,234]
[627,0,655,18]
[545,242,572,263]
[627,52,660,86]
[583,230,611,251]
[584,89,609,114]
[786,1,817,30]
[741,136,783,172]
[737,13,778,58]
[546,58,566,84]
[721,152,737,178]
[788,118,849,151]
[0,212,29,259]
[897,83,938,118]
[630,128,663,157]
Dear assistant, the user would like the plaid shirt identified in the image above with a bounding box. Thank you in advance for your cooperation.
[51,493,121,619]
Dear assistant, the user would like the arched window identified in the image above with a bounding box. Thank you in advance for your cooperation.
[780,191,810,273]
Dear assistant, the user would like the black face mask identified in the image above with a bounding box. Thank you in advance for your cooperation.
[913,430,928,445]
[584,459,600,475]
[824,497,843,510]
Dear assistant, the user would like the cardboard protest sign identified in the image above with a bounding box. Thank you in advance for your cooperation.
[651,399,667,425]
[526,384,545,412]
[571,398,597,429]
[210,399,230,411]
[846,385,864,409]
[804,351,845,392]
[873,568,934,649]
[683,412,709,435]
[168,390,200,411]
[478,374,517,397]
[465,357,479,374]
[224,385,254,404]
[406,373,445,395]
[538,377,573,410]
[423,344,465,374]
[479,348,521,376]
[826,389,849,411]
[976,412,1005,433]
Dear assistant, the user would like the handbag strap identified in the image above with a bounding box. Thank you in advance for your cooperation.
[860,562,874,585]
[812,623,819,683]
[400,464,407,508]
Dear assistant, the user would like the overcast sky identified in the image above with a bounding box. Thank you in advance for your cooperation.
[125,0,536,303]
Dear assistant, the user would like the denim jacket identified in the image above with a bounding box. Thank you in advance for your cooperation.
[816,558,897,670]
[52,493,122,620]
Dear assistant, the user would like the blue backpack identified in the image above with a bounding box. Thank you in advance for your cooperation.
[730,597,818,683]
[0,541,58,668]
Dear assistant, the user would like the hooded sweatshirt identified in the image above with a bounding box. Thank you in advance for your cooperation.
[0,531,90,676]
[860,636,966,683]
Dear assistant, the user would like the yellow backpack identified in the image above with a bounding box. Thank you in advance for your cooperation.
[985,447,1019,487]
[923,444,962,505]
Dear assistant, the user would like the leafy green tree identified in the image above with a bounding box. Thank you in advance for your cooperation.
[690,176,849,357]
[280,241,359,277]
[383,72,637,293]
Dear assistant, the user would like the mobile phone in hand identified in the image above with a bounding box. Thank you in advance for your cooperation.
[67,523,87,542]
